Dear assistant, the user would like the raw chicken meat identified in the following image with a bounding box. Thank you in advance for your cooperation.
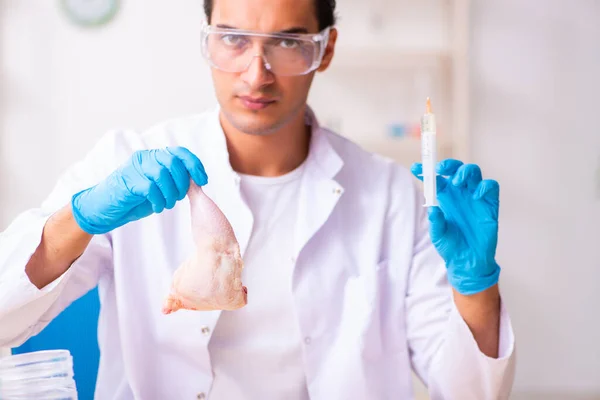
[162,182,247,314]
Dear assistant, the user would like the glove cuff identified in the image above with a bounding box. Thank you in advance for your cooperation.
[71,189,111,235]
[448,263,501,296]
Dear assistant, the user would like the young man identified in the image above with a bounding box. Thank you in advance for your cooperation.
[0,0,516,398]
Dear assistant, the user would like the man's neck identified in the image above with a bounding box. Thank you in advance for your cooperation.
[220,108,310,177]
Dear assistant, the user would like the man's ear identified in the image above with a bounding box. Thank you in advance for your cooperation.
[317,27,338,72]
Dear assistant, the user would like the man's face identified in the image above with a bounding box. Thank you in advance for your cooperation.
[208,0,336,136]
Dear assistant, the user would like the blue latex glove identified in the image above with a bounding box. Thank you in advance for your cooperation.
[411,159,501,295]
[72,147,208,234]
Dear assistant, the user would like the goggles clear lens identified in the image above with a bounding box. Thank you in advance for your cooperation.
[201,24,330,76]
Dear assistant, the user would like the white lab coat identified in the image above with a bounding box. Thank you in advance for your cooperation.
[0,107,516,400]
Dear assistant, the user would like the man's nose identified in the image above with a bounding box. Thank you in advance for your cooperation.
[240,54,275,89]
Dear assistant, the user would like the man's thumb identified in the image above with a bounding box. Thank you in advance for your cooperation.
[428,206,448,243]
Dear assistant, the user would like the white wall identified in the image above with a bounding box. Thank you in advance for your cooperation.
[0,0,216,226]
[470,0,600,398]
[1,0,599,398]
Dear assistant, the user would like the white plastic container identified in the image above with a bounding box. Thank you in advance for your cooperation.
[0,350,78,399]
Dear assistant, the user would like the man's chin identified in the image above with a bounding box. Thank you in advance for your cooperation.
[222,109,283,136]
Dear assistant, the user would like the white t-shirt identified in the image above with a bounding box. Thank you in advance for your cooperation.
[207,161,309,400]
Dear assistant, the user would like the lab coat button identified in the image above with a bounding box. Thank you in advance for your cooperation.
[333,187,342,195]
[304,337,312,345]
[197,393,206,400]
[201,326,211,336]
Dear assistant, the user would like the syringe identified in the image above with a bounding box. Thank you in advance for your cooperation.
[421,97,438,207]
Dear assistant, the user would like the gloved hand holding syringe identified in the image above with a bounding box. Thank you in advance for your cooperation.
[411,98,503,295]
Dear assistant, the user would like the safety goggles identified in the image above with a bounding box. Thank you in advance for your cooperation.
[200,23,331,76]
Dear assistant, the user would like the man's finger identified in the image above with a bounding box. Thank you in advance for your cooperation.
[167,146,208,187]
[473,179,500,201]
[156,150,190,201]
[411,162,424,181]
[451,164,482,192]
[145,180,166,213]
[436,159,463,177]
[428,206,448,243]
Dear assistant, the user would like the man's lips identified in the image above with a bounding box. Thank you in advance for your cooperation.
[238,96,276,110]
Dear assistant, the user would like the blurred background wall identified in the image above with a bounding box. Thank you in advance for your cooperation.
[1,1,599,399]
[470,1,600,398]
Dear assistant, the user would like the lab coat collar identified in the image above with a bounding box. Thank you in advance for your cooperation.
[202,103,346,272]
[203,103,346,265]
[302,106,344,179]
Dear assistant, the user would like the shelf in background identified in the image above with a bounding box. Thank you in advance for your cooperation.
[337,133,453,168]
[330,47,451,69]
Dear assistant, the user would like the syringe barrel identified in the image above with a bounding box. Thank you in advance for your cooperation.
[421,113,436,133]
[420,113,438,207]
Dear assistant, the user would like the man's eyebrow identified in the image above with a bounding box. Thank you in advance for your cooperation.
[278,27,310,34]
[215,24,310,34]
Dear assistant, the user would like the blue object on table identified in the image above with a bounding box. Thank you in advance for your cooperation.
[12,287,101,400]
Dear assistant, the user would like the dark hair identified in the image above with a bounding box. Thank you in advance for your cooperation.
[203,0,337,31]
